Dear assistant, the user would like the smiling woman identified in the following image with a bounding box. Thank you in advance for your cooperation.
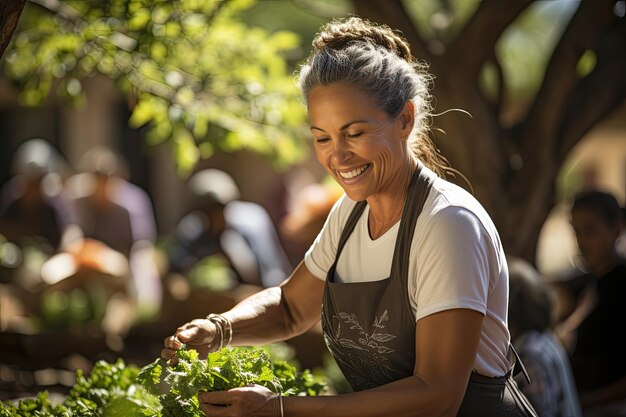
[162,17,538,417]
[307,83,415,238]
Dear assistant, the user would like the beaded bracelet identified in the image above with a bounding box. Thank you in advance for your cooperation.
[206,313,233,350]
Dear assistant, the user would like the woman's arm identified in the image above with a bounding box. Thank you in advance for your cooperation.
[162,261,324,359]
[223,260,324,345]
[199,308,484,417]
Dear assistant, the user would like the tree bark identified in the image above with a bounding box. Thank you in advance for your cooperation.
[0,0,27,60]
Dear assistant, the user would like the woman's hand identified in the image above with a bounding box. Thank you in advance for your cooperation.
[162,318,217,363]
[198,385,280,417]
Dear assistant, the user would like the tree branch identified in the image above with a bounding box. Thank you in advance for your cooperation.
[557,16,626,159]
[0,0,27,60]
[352,0,430,60]
[445,0,532,78]
[519,0,617,159]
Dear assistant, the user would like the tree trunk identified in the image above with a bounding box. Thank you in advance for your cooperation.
[0,0,27,60]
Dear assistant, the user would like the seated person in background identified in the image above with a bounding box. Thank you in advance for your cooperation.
[168,169,291,288]
[558,190,626,415]
[0,139,76,256]
[508,257,582,417]
[62,147,162,319]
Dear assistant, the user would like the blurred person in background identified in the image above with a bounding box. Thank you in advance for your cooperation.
[0,139,75,252]
[508,257,582,417]
[279,176,343,262]
[0,139,78,283]
[556,190,626,416]
[168,169,291,289]
[56,147,162,332]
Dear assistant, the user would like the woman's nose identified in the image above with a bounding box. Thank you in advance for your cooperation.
[331,139,351,165]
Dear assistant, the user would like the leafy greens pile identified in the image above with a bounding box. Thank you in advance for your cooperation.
[0,347,326,417]
[0,359,157,417]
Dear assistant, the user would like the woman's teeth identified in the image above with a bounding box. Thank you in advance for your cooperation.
[339,164,369,179]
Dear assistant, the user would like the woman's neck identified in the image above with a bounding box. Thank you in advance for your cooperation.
[366,157,417,240]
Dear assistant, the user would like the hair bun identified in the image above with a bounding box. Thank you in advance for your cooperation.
[313,17,414,62]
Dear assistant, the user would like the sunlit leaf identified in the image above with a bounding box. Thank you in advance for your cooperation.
[173,128,199,175]
[128,8,151,31]
[129,99,153,128]
[576,49,597,78]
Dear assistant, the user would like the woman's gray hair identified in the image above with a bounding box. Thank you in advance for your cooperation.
[298,42,432,140]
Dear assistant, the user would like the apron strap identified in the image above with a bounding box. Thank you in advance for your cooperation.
[333,200,367,266]
[508,343,531,385]
[390,161,434,280]
[469,344,531,386]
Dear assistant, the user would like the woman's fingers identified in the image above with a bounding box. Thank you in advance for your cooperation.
[161,319,217,362]
[161,332,184,362]
[164,334,182,349]
[175,319,214,344]
[198,391,232,416]
[176,327,200,343]
[198,387,277,417]
[198,391,231,405]
[198,402,230,416]
[161,348,176,360]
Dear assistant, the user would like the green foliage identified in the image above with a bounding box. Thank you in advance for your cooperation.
[0,392,66,417]
[0,346,326,417]
[576,50,597,78]
[187,254,237,292]
[136,346,327,416]
[40,287,109,329]
[3,0,308,173]
[0,359,157,417]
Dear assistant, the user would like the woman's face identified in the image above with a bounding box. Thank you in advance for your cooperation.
[571,207,620,273]
[307,83,413,202]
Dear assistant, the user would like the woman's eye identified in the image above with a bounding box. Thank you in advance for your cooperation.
[346,132,363,138]
[315,137,330,143]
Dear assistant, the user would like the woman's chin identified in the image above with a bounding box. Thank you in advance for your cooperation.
[341,188,369,202]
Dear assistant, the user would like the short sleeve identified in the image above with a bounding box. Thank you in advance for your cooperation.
[304,194,353,280]
[413,206,493,322]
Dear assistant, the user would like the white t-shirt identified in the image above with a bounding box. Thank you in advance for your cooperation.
[304,168,511,377]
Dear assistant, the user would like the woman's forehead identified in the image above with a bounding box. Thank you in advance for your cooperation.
[307,83,387,120]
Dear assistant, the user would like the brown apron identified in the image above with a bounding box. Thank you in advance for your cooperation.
[320,163,538,416]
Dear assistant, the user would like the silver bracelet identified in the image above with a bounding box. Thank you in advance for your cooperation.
[206,313,233,350]
[278,393,284,417]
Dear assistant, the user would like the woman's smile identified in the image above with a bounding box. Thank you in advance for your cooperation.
[336,163,371,182]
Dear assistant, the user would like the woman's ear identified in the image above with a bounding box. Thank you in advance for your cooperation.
[400,100,415,136]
